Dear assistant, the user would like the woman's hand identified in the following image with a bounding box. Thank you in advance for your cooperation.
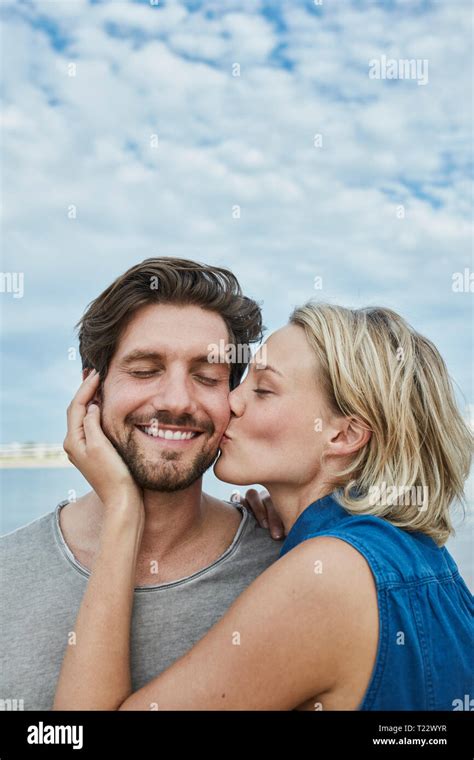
[63,370,144,523]
[230,488,285,540]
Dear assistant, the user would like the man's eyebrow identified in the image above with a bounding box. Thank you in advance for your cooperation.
[119,351,164,365]
[119,351,229,369]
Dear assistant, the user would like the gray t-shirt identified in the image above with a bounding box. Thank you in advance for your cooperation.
[0,499,282,711]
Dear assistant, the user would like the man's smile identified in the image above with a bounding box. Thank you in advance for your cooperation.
[134,423,205,446]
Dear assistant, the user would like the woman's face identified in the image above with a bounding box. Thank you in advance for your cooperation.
[215,323,338,488]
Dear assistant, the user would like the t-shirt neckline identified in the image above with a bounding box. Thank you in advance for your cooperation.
[53,499,248,592]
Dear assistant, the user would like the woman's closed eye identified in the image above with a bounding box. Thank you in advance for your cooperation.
[253,388,274,396]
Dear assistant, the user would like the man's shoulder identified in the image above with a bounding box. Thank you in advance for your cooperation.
[0,502,74,601]
[204,492,282,566]
[231,502,283,561]
[0,506,58,556]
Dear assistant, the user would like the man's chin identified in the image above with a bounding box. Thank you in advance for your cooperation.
[105,427,219,491]
[125,451,219,492]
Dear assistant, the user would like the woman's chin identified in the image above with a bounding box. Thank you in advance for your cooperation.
[213,458,256,486]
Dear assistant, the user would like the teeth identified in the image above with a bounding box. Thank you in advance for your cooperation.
[142,426,197,441]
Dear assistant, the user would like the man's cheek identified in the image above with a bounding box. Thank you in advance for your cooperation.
[216,403,231,435]
[203,395,230,437]
[100,400,123,439]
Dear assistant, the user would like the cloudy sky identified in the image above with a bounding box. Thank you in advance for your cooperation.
[1,0,472,445]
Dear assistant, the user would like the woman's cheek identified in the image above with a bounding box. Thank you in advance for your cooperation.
[252,401,284,443]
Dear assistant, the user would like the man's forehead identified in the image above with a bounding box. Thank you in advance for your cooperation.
[125,302,227,331]
[117,305,230,356]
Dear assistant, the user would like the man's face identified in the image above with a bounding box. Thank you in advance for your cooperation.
[99,303,232,492]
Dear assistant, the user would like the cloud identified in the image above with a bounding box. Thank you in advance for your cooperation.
[0,0,472,441]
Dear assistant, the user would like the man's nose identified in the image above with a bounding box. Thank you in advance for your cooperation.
[148,371,198,418]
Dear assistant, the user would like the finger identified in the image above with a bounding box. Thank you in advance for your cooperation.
[82,403,109,450]
[262,492,285,539]
[229,490,254,514]
[244,488,269,528]
[66,370,100,435]
[65,371,100,458]
[68,370,100,414]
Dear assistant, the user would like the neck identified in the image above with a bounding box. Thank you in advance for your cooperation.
[89,478,208,561]
[264,478,335,536]
[140,479,208,558]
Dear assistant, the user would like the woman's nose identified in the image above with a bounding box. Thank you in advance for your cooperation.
[229,385,245,417]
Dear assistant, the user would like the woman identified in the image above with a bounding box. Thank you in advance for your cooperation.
[53,303,473,711]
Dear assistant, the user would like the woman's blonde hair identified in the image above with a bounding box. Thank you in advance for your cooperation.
[290,302,472,546]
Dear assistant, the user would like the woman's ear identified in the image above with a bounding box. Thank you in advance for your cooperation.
[328,417,371,458]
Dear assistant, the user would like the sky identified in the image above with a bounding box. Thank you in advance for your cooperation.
[1,0,473,446]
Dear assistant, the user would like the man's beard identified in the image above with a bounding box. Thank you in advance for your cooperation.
[102,417,218,492]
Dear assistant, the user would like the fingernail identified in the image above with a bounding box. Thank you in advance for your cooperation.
[262,519,269,529]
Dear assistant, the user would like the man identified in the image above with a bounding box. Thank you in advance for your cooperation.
[0,258,283,711]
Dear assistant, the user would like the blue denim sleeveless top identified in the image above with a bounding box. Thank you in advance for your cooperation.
[278,492,473,710]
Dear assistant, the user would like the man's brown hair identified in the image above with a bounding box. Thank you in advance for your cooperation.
[76,257,264,389]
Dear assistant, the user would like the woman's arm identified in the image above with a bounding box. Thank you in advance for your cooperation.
[54,503,375,711]
[54,370,146,710]
[116,537,348,711]
[53,521,355,710]
[53,508,143,710]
